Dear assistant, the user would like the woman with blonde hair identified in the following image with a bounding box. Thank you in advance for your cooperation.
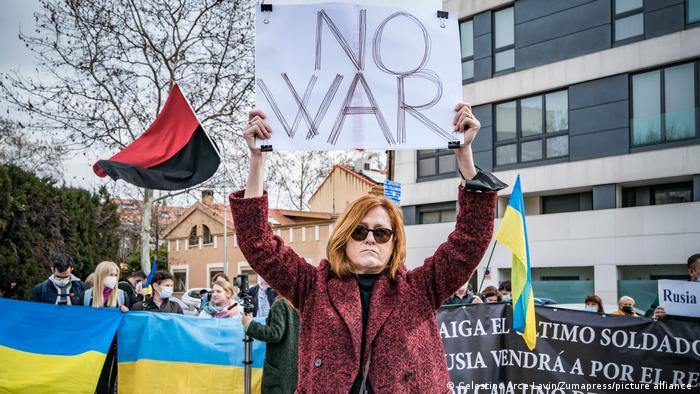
[84,261,127,393]
[231,103,506,392]
[83,261,128,311]
[198,278,241,318]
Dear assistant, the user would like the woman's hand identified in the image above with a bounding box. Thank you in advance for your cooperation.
[453,102,481,147]
[241,314,252,327]
[243,109,272,156]
[243,109,271,198]
[120,305,129,313]
[452,102,480,180]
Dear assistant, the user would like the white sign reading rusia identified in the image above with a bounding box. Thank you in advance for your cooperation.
[255,2,463,150]
[657,280,700,318]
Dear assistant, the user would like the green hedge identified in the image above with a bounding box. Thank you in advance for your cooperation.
[0,164,120,299]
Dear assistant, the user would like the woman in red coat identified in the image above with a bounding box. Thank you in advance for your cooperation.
[231,103,505,393]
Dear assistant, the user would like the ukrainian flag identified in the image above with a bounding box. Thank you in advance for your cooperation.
[0,298,122,393]
[118,312,266,393]
[495,175,536,350]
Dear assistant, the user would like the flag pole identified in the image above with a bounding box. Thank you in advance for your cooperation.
[477,240,498,294]
[176,83,242,191]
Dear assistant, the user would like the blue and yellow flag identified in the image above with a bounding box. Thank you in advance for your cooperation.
[118,312,266,393]
[495,175,536,350]
[0,298,122,393]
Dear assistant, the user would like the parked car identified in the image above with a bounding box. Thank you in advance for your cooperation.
[170,295,199,316]
[181,287,209,308]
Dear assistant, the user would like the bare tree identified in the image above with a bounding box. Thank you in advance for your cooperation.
[268,150,387,210]
[0,116,65,175]
[0,0,255,272]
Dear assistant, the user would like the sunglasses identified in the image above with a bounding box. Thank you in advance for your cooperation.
[351,225,394,244]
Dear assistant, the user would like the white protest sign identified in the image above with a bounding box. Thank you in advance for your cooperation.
[657,279,700,318]
[255,2,463,150]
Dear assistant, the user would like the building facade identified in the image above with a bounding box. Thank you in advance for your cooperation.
[397,0,700,309]
[164,163,384,293]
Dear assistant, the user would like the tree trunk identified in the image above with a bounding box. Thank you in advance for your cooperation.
[140,187,153,273]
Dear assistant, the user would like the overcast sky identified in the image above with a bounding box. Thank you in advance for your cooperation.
[0,0,105,191]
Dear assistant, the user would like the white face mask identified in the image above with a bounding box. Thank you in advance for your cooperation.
[103,276,118,289]
[585,305,598,313]
[53,277,71,287]
[159,286,173,299]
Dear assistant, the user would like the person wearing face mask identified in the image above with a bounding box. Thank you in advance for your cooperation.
[131,271,183,314]
[583,295,604,314]
[119,270,146,308]
[250,276,277,318]
[610,296,640,317]
[83,261,129,311]
[646,253,700,324]
[198,278,241,318]
[83,261,127,394]
[30,253,89,306]
[498,281,512,302]
[443,282,481,305]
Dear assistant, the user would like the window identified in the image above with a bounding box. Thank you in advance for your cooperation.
[652,183,693,205]
[622,182,693,207]
[417,149,456,180]
[188,226,198,246]
[460,20,474,82]
[202,224,214,245]
[632,62,697,146]
[614,0,644,42]
[173,270,187,293]
[418,202,457,224]
[690,0,700,24]
[493,7,514,73]
[542,192,592,214]
[494,90,569,167]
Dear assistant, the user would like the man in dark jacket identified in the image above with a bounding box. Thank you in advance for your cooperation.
[443,282,480,306]
[119,270,146,308]
[646,253,700,324]
[131,271,183,314]
[30,253,88,305]
[250,276,277,318]
[243,297,299,393]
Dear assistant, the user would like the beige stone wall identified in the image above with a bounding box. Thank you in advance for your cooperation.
[309,167,373,213]
[167,209,336,291]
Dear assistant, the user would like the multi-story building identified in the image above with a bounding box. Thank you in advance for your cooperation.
[396,0,700,310]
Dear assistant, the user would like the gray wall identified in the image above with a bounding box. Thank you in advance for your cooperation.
[473,11,493,81]
[470,0,690,81]
[644,0,685,39]
[514,0,611,71]
[568,74,630,161]
[593,184,616,209]
[472,104,493,172]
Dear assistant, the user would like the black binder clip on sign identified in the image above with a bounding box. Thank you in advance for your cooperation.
[437,10,448,28]
[261,3,272,24]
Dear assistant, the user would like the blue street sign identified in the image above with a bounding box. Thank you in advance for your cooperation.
[383,180,401,205]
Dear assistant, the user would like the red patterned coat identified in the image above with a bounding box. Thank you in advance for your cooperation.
[230,187,496,393]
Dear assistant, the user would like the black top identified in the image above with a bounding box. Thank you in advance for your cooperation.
[350,273,379,394]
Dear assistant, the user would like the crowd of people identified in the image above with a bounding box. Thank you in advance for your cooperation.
[442,253,700,324]
[0,252,299,393]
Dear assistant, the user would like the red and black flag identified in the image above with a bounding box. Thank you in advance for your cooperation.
[93,84,220,190]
